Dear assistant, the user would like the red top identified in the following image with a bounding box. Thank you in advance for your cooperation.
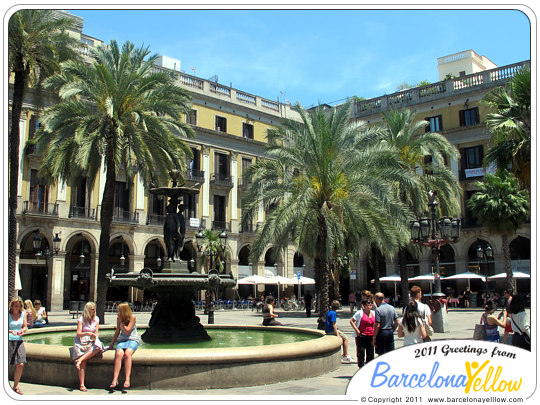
[359,312,375,336]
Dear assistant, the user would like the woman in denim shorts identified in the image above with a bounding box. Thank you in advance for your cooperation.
[109,303,139,390]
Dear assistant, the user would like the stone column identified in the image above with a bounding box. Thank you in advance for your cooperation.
[202,145,211,224]
[49,253,66,311]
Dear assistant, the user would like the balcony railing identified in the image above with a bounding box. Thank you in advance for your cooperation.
[146,213,165,225]
[354,60,530,117]
[23,201,59,216]
[111,208,139,224]
[185,169,205,184]
[238,176,253,190]
[211,221,231,232]
[69,206,96,220]
[240,223,257,234]
[210,173,234,188]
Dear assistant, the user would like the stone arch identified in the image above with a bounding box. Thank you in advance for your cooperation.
[238,244,251,266]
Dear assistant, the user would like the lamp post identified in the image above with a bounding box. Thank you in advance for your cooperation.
[33,230,61,261]
[409,191,460,333]
[476,242,493,300]
[195,229,229,324]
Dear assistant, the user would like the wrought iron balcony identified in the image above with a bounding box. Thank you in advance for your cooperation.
[69,206,96,220]
[23,201,59,217]
[210,173,234,188]
[211,220,231,232]
[111,208,139,224]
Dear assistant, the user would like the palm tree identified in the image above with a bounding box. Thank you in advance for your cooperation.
[482,66,530,192]
[242,102,413,327]
[467,170,529,291]
[8,9,79,299]
[379,109,462,304]
[195,229,231,313]
[35,40,195,322]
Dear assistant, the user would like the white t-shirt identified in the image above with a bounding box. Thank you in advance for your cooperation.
[399,317,424,346]
[35,307,47,324]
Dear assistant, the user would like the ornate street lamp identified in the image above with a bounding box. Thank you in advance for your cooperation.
[409,191,460,297]
[33,229,62,260]
[477,242,493,299]
[409,191,460,333]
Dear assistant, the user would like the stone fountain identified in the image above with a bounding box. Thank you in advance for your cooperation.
[107,170,235,342]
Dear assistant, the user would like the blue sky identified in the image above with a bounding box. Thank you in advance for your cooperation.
[68,8,531,108]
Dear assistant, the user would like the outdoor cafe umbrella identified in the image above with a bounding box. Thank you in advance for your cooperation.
[378,274,402,297]
[236,274,271,297]
[488,271,530,293]
[488,271,531,280]
[409,273,446,295]
[444,271,486,289]
[287,276,316,285]
[266,275,293,306]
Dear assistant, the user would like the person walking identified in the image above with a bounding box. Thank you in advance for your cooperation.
[8,297,28,395]
[372,293,398,355]
[397,300,428,346]
[304,291,313,318]
[326,300,354,363]
[350,298,375,367]
[348,291,356,313]
[406,285,433,339]
[500,288,514,344]
[508,294,530,350]
[109,302,140,390]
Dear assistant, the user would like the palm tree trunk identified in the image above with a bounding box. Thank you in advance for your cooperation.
[502,233,514,292]
[8,67,27,299]
[373,249,382,293]
[398,247,410,307]
[96,144,116,323]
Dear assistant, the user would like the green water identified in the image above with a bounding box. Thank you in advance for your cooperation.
[24,328,317,349]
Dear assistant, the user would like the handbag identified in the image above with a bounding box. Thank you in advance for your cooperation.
[511,318,531,345]
[473,323,486,340]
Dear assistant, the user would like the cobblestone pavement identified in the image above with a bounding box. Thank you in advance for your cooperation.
[7,306,525,397]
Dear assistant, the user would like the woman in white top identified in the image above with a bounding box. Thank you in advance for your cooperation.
[508,294,530,350]
[33,300,47,327]
[397,300,428,346]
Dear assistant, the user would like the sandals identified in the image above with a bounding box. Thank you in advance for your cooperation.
[79,385,87,392]
[109,380,118,390]
[13,386,23,395]
[123,380,130,389]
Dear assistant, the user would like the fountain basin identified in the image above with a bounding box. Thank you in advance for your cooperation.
[18,324,342,390]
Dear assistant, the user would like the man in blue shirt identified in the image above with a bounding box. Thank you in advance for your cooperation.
[372,293,398,355]
[325,300,354,363]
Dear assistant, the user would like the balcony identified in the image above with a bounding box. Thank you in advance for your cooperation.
[185,169,205,186]
[146,213,165,225]
[211,221,231,232]
[210,173,234,189]
[111,208,139,224]
[353,60,530,119]
[238,176,253,191]
[69,206,96,220]
[240,223,257,234]
[23,201,59,217]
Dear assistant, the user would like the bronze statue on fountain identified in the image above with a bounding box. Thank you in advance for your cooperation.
[107,170,236,342]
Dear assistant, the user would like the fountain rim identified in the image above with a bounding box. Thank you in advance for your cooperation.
[23,324,341,365]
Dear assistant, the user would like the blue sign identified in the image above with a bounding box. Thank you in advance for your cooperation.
[297,271,301,279]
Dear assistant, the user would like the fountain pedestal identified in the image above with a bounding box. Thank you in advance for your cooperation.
[107,268,236,343]
[162,260,189,274]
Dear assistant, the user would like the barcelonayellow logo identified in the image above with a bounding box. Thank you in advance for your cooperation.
[346,340,534,399]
